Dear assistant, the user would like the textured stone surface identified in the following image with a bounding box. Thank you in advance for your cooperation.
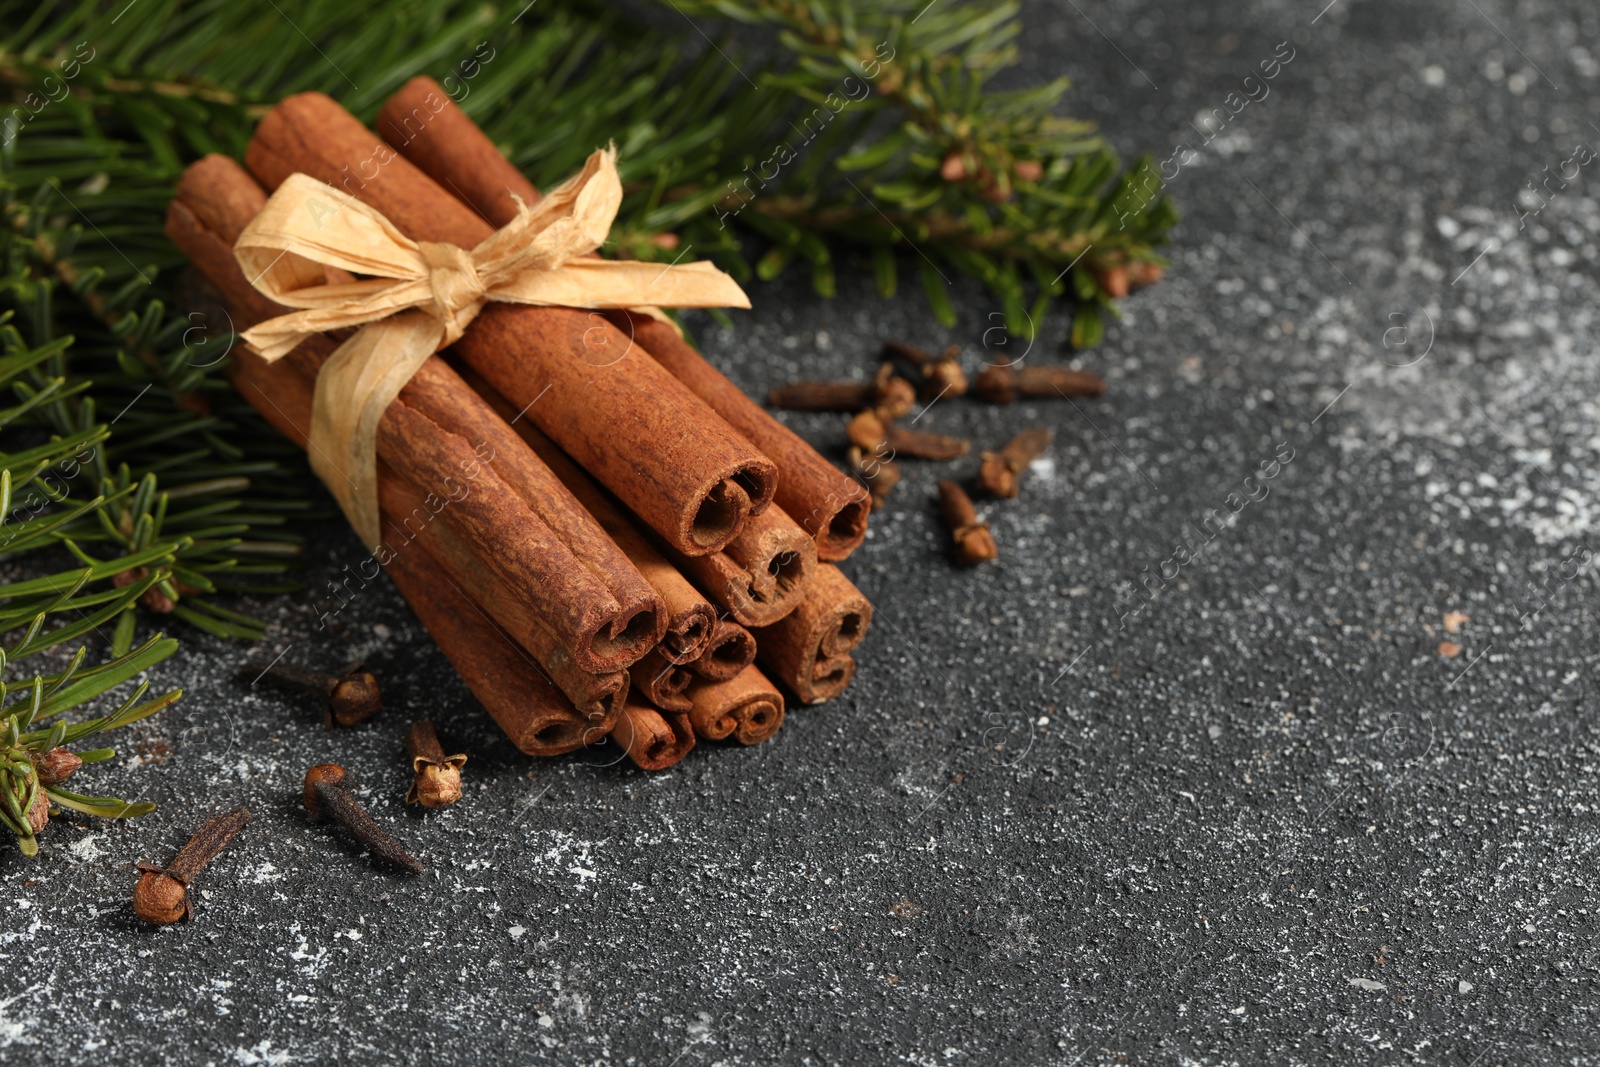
[4,1,1599,1063]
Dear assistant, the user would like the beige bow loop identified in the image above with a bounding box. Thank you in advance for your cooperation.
[233,145,750,549]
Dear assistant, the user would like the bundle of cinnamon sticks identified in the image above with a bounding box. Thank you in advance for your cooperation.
[164,79,874,770]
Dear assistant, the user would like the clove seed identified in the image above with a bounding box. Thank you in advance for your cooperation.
[884,341,968,401]
[971,364,1105,405]
[847,409,970,461]
[133,806,251,925]
[237,660,381,728]
[977,428,1054,499]
[405,721,466,808]
[304,763,423,874]
[847,445,902,508]
[769,364,916,418]
[937,481,998,567]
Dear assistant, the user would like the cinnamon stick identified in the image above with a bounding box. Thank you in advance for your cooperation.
[246,91,776,558]
[166,155,663,673]
[685,665,785,745]
[221,339,611,756]
[631,647,694,714]
[611,700,696,771]
[468,375,718,665]
[663,505,818,629]
[689,619,757,682]
[752,563,873,705]
[374,77,870,562]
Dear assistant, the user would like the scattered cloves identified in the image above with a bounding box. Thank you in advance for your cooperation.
[847,409,970,461]
[133,806,251,925]
[977,428,1054,499]
[971,363,1105,405]
[405,721,466,808]
[884,341,969,401]
[304,763,423,873]
[237,660,381,728]
[31,747,82,787]
[769,363,916,418]
[937,481,998,568]
[847,445,902,508]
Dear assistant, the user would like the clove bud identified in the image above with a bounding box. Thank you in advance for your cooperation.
[133,806,251,925]
[847,445,901,508]
[31,748,82,787]
[977,428,1053,499]
[847,409,969,461]
[971,364,1105,405]
[769,364,916,418]
[884,341,968,401]
[237,660,381,728]
[937,481,998,567]
[304,763,423,873]
[405,721,466,808]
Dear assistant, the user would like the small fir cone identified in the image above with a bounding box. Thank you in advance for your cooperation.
[937,481,998,567]
[25,788,49,834]
[32,748,82,786]
[977,428,1053,499]
[405,721,466,808]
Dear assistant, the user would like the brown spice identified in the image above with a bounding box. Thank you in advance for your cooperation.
[133,806,251,925]
[1437,641,1462,659]
[846,445,901,508]
[937,481,998,567]
[217,339,618,755]
[752,563,872,705]
[685,665,786,745]
[475,390,718,666]
[611,700,696,771]
[405,721,466,808]
[689,619,758,682]
[884,341,968,401]
[664,506,819,628]
[976,428,1053,499]
[166,155,665,674]
[31,748,82,787]
[847,409,969,461]
[971,364,1105,404]
[632,647,695,713]
[768,364,916,418]
[304,763,423,874]
[235,660,380,728]
[371,77,871,562]
[248,90,777,559]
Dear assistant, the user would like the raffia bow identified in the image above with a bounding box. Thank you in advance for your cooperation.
[233,146,750,549]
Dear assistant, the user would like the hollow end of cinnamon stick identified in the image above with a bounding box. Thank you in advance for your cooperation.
[701,506,819,628]
[752,563,873,705]
[686,665,786,745]
[612,701,696,771]
[660,605,716,665]
[633,648,694,714]
[690,619,758,682]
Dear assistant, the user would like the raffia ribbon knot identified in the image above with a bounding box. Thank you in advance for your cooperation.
[232,145,750,549]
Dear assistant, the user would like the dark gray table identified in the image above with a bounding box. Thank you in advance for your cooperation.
[5,1,1598,1063]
